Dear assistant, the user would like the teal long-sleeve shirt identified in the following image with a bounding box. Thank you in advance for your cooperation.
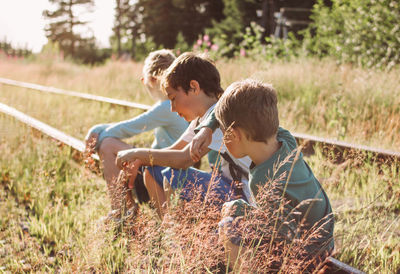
[225,127,334,254]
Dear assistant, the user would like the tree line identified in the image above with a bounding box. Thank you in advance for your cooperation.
[42,0,399,69]
[43,0,305,63]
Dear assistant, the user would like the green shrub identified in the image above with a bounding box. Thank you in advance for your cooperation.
[237,22,300,61]
[303,0,400,69]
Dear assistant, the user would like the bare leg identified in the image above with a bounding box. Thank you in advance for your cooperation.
[224,239,243,271]
[219,213,246,271]
[163,176,174,207]
[98,137,131,210]
[143,169,166,217]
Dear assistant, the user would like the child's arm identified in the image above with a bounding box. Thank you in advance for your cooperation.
[116,143,210,170]
[190,127,213,162]
[190,109,219,162]
[124,159,142,189]
[92,101,186,151]
[164,135,190,150]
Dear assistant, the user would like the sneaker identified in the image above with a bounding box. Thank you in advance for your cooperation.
[98,209,121,226]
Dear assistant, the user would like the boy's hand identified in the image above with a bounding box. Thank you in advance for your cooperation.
[116,148,138,169]
[85,132,98,151]
[126,159,142,189]
[190,127,213,162]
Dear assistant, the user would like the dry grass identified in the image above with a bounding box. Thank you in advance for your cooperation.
[0,56,399,273]
[218,58,400,150]
[1,56,399,150]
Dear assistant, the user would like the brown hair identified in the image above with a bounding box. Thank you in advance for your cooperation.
[161,52,224,99]
[143,49,176,78]
[215,79,279,143]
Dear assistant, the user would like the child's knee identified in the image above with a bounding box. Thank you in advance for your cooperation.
[98,137,114,156]
[99,137,128,157]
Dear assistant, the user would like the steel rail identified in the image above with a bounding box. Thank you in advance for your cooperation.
[0,77,151,111]
[1,77,399,163]
[0,101,98,161]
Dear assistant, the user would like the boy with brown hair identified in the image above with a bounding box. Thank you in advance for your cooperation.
[116,52,252,216]
[213,79,334,270]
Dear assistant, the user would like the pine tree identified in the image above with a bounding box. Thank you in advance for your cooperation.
[130,0,223,49]
[43,0,95,57]
[171,0,224,45]
[114,0,123,57]
[137,0,178,48]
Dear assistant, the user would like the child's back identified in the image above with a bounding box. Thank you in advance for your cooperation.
[248,127,334,254]
[215,79,334,270]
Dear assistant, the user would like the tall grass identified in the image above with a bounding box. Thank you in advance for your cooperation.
[1,57,399,149]
[0,57,399,273]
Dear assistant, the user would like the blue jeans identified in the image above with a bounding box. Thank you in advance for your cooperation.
[144,165,238,208]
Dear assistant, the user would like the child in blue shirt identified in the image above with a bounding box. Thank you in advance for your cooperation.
[85,49,188,212]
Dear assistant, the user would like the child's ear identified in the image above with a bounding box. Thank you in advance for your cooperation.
[231,127,241,141]
[150,76,158,84]
[234,127,247,142]
[189,80,200,94]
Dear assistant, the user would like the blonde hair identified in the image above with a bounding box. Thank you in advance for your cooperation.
[143,49,176,78]
[215,79,279,143]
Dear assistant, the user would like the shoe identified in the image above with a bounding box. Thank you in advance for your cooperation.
[98,209,121,226]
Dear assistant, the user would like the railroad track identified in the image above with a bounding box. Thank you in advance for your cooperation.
[0,100,364,274]
[0,78,372,273]
[1,77,399,164]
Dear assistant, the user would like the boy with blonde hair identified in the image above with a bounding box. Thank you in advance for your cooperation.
[85,49,188,214]
[213,79,334,270]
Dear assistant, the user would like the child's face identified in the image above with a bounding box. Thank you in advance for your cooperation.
[221,127,247,159]
[165,85,198,122]
[142,76,164,100]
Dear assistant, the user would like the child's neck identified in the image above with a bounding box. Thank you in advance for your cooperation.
[247,137,281,166]
[197,96,218,118]
[151,90,168,102]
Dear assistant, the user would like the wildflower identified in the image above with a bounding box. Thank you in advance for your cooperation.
[211,44,219,51]
[203,35,210,42]
[193,44,199,50]
[240,48,246,57]
[197,39,202,46]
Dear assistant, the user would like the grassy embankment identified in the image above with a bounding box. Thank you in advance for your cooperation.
[0,57,399,272]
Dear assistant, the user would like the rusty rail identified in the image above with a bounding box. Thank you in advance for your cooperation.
[0,101,98,161]
[0,77,151,110]
[1,77,399,164]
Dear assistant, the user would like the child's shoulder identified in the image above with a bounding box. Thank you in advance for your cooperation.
[149,100,175,116]
[277,127,297,150]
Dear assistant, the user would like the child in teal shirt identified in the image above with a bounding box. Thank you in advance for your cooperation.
[212,79,334,271]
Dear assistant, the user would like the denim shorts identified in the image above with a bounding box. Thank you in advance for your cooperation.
[144,165,238,207]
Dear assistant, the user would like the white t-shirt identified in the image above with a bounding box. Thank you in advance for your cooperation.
[180,104,255,205]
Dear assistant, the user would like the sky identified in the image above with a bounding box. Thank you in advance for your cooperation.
[0,0,115,53]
